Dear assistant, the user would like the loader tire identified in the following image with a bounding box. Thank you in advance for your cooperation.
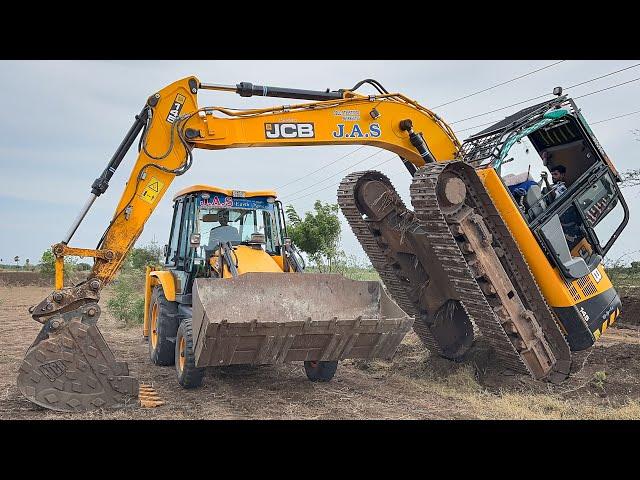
[175,318,205,389]
[304,361,338,382]
[148,286,179,366]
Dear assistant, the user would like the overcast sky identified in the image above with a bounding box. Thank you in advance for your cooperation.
[1,60,639,268]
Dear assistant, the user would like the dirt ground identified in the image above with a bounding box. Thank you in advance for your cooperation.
[2,283,640,420]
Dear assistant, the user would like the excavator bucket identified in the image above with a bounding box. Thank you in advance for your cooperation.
[17,303,139,412]
[191,273,414,367]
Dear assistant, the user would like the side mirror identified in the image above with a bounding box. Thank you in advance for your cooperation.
[190,233,201,248]
[163,244,169,257]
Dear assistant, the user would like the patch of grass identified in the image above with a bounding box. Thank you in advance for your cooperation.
[305,265,379,281]
[592,370,607,391]
[606,265,640,288]
[387,354,640,420]
[476,392,570,419]
[339,267,380,281]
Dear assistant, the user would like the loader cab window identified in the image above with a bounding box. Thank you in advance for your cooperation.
[196,194,280,257]
[166,199,184,266]
[177,197,196,267]
[238,208,278,252]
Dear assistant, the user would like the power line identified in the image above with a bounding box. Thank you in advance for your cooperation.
[449,63,640,125]
[574,76,640,100]
[279,64,640,202]
[454,107,640,137]
[273,63,570,193]
[590,109,640,125]
[450,75,640,136]
[279,149,384,200]
[565,63,640,90]
[275,145,366,190]
[433,60,566,109]
[286,78,640,203]
[284,155,400,203]
[278,62,565,193]
[454,118,503,135]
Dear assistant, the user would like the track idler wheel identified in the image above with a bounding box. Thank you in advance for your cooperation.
[437,172,467,215]
[428,300,475,360]
[17,303,139,412]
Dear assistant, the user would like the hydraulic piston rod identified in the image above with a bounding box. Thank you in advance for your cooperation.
[199,81,345,101]
[62,107,149,245]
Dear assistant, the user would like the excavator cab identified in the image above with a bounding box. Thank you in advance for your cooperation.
[461,95,628,351]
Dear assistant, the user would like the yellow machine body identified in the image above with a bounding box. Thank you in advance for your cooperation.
[18,75,627,412]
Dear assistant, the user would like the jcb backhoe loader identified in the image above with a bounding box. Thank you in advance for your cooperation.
[144,184,410,388]
[17,76,628,412]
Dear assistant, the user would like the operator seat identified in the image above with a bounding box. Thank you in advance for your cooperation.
[524,184,547,220]
[208,225,241,249]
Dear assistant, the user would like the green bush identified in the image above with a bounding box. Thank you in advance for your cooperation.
[122,241,163,272]
[106,241,162,327]
[107,272,145,327]
[38,249,79,279]
[286,201,342,272]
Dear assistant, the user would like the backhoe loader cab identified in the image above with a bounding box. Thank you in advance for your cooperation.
[162,186,297,293]
[144,185,413,389]
[460,96,628,350]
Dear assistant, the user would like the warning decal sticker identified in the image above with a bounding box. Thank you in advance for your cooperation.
[140,177,165,204]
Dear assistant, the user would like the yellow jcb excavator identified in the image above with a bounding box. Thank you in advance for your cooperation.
[18,76,629,412]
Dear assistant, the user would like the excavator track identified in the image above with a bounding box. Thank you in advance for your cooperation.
[338,171,474,359]
[410,161,572,381]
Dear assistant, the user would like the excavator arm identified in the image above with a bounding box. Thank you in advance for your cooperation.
[79,76,459,285]
[18,75,459,411]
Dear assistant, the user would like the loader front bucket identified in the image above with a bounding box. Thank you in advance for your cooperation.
[191,273,414,367]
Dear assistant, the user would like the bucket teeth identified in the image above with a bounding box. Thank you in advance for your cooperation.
[139,383,164,408]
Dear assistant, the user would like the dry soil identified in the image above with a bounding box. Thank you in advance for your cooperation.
[2,283,640,420]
